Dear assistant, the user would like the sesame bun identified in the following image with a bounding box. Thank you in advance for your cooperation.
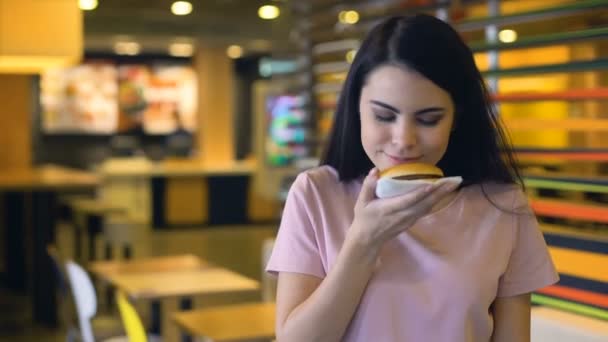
[379,163,444,181]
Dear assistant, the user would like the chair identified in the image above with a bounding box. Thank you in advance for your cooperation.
[47,245,79,341]
[64,260,127,342]
[115,291,161,342]
[69,198,127,262]
[115,291,147,342]
[102,213,143,261]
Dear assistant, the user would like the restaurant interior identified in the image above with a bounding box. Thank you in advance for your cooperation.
[0,0,607,341]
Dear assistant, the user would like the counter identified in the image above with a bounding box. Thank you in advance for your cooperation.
[96,157,277,228]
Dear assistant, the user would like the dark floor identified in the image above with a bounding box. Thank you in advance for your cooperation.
[0,290,65,342]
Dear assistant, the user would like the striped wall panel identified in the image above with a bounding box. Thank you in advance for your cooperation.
[536,229,608,321]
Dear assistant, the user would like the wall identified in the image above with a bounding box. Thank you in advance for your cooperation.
[0,75,32,169]
[234,55,267,160]
[194,44,235,163]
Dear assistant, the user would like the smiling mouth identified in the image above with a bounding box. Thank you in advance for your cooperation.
[384,153,421,163]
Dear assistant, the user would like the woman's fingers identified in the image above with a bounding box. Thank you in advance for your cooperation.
[382,181,459,215]
[410,181,460,214]
[379,183,438,213]
[356,168,379,208]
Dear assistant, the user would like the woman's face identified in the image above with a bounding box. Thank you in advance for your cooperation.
[359,64,455,171]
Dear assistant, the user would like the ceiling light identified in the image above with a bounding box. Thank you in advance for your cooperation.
[498,29,517,43]
[171,1,193,16]
[339,10,359,25]
[114,42,141,56]
[79,0,98,11]
[345,49,357,63]
[258,5,280,20]
[169,43,194,57]
[226,45,243,59]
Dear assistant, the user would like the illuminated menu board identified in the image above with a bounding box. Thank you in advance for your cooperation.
[265,94,310,166]
[41,61,197,135]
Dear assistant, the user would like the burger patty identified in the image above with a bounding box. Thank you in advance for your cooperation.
[393,174,442,180]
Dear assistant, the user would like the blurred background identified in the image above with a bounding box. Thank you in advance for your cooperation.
[0,0,607,341]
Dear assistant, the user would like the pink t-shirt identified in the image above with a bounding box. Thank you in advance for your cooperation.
[266,165,559,342]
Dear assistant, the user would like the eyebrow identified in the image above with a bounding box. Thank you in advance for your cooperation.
[370,100,445,115]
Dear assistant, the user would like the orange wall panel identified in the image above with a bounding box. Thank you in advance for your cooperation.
[0,75,31,169]
[194,45,235,164]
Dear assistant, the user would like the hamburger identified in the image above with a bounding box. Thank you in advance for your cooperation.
[379,163,444,181]
[375,163,455,198]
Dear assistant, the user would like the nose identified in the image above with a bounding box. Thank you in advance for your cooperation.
[391,119,417,151]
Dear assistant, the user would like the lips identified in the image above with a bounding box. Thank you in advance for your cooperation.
[384,152,421,164]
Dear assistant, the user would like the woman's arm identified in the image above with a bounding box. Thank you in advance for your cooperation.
[490,293,531,342]
[274,170,459,341]
[275,237,378,342]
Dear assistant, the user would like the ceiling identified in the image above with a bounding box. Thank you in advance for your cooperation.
[83,0,294,55]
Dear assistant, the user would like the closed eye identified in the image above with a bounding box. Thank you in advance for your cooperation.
[416,115,443,126]
[373,111,396,123]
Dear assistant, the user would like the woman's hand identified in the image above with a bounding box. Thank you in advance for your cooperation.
[347,168,460,256]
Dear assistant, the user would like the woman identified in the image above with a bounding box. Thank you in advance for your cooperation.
[267,14,558,341]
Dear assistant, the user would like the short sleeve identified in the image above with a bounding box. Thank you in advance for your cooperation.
[265,173,325,279]
[497,191,559,297]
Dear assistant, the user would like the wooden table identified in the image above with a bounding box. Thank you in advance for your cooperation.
[110,267,259,300]
[0,165,98,326]
[173,302,276,342]
[89,254,209,281]
[0,165,99,190]
[103,266,260,341]
[90,254,211,316]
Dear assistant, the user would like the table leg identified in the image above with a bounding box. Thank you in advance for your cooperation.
[180,297,193,342]
[151,300,161,334]
[31,191,58,326]
[161,298,180,342]
[124,244,132,259]
[152,297,193,342]
[2,192,27,292]
[151,177,165,229]
[87,214,103,261]
[74,224,83,261]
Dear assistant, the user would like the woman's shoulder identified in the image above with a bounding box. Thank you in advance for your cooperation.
[465,181,528,211]
[293,165,339,189]
[291,165,358,197]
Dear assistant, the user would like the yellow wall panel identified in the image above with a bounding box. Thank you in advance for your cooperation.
[194,45,234,164]
[247,181,279,222]
[466,0,574,17]
[475,46,570,71]
[477,47,572,148]
[165,178,208,225]
[549,246,608,283]
[0,0,82,73]
[0,75,31,169]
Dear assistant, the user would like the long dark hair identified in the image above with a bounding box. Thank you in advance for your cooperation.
[320,14,522,189]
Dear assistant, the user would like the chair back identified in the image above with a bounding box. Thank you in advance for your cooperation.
[115,291,148,342]
[47,245,77,329]
[65,261,97,342]
[47,245,69,298]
